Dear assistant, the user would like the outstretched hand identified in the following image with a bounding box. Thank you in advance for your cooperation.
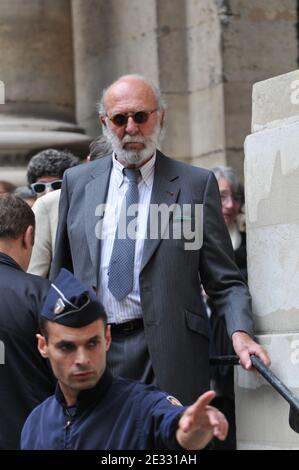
[176,391,228,450]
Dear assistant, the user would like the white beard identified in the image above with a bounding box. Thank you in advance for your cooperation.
[103,121,163,166]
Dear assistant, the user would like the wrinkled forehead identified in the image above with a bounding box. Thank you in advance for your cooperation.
[104,79,157,114]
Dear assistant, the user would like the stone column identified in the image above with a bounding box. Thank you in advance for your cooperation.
[219,0,297,177]
[71,0,159,138]
[72,0,225,167]
[0,0,89,185]
[236,70,299,449]
[157,0,226,167]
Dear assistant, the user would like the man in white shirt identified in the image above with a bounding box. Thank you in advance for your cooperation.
[50,74,270,405]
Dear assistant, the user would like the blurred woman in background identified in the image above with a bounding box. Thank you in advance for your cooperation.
[208,165,247,450]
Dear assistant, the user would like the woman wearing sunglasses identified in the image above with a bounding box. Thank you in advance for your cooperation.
[27,148,79,197]
[26,149,79,278]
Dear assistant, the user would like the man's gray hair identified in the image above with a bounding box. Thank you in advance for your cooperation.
[211,165,244,203]
[89,135,112,161]
[97,74,166,116]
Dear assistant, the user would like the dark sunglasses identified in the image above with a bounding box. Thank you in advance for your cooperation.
[30,180,62,194]
[107,109,157,127]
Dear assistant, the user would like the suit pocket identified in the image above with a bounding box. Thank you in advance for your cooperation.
[185,309,209,339]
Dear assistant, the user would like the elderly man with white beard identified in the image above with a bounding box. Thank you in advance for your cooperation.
[50,74,269,408]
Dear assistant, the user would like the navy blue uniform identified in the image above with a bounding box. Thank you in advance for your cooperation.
[0,253,55,449]
[21,369,186,450]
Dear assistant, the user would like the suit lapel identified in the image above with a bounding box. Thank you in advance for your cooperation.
[141,151,181,272]
[84,157,112,274]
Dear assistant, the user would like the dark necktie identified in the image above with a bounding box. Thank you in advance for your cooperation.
[108,168,140,300]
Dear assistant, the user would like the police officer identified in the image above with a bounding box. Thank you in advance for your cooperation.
[0,194,55,450]
[21,269,228,450]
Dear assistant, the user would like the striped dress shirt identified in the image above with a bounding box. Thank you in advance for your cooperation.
[99,153,155,323]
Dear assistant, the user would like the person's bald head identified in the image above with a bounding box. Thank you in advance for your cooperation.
[99,74,164,117]
[98,75,165,168]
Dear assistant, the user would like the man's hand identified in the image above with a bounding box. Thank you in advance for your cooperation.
[232,331,271,370]
[176,391,228,450]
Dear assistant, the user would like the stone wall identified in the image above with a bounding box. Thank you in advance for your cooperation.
[0,0,89,184]
[219,0,298,176]
[72,0,225,167]
[237,69,299,449]
[0,0,298,183]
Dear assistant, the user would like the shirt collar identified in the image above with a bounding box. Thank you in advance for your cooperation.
[112,151,156,188]
[55,368,113,414]
[227,221,242,250]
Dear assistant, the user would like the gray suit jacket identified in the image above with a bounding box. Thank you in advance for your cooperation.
[50,151,253,404]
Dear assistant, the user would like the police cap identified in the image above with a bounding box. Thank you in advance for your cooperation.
[41,268,106,327]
